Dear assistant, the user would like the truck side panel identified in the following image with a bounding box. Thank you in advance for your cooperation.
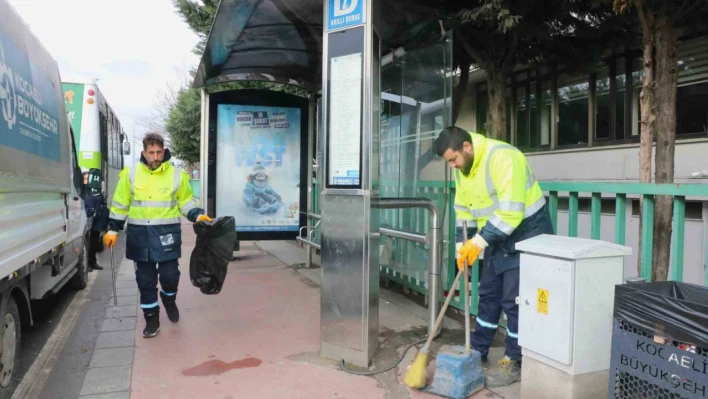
[0,0,72,191]
[0,191,66,279]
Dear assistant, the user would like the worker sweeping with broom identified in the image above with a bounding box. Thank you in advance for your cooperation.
[405,126,554,389]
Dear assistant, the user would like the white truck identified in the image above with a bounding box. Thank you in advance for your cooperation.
[0,0,90,395]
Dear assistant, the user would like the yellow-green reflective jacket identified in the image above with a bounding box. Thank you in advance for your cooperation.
[455,133,553,274]
[108,155,203,262]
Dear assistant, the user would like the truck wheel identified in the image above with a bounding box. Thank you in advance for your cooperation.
[0,297,21,399]
[71,239,89,290]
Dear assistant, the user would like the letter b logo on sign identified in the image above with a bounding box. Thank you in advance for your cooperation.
[328,0,364,30]
[333,0,357,16]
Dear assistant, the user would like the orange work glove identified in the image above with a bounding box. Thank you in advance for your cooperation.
[104,231,118,248]
[456,235,488,271]
[196,214,213,223]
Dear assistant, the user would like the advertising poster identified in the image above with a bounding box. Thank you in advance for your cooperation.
[61,83,84,148]
[216,104,301,232]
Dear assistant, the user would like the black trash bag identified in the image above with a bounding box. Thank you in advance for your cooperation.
[190,216,238,295]
[614,281,708,348]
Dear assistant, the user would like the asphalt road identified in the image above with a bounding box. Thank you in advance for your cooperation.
[12,236,129,399]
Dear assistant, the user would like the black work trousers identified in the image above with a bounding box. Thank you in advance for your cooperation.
[135,260,180,314]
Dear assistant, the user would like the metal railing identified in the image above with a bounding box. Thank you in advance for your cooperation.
[373,198,441,337]
[542,182,708,284]
[304,180,708,320]
[298,197,442,337]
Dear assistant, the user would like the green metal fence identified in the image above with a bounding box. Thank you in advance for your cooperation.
[543,182,708,285]
[309,180,708,317]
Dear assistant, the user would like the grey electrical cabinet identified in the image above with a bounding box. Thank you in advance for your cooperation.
[516,234,632,399]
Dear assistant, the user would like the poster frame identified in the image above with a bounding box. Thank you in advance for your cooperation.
[207,89,309,241]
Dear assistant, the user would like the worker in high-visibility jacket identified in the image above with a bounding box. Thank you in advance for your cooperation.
[103,133,212,338]
[433,126,554,388]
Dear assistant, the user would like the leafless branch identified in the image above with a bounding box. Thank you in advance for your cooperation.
[137,66,192,135]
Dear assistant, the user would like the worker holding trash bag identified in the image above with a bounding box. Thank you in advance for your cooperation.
[431,126,554,387]
[190,216,238,295]
[103,133,212,338]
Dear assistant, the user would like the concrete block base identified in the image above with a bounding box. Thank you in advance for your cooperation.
[520,356,609,399]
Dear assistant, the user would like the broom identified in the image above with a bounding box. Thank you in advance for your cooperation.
[404,267,465,388]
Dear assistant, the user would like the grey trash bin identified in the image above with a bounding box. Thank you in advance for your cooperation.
[608,281,708,399]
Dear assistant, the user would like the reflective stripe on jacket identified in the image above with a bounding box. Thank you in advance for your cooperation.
[455,133,553,274]
[108,153,203,262]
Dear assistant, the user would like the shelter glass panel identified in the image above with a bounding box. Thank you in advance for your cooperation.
[379,33,454,291]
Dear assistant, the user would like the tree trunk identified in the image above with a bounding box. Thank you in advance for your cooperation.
[636,2,655,277]
[651,12,678,282]
[634,2,678,282]
[452,61,471,125]
[486,68,507,140]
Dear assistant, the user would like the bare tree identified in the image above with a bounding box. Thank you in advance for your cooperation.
[137,66,193,136]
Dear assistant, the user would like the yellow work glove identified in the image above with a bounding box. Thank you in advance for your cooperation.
[456,234,488,271]
[104,231,117,248]
[196,214,213,223]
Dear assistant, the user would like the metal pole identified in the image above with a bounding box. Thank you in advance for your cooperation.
[380,227,426,244]
[306,244,313,268]
[373,197,440,338]
[199,88,209,214]
[306,92,316,268]
[110,246,117,307]
[462,221,471,352]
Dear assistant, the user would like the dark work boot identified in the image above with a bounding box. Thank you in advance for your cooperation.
[160,292,179,323]
[484,357,521,387]
[143,310,160,338]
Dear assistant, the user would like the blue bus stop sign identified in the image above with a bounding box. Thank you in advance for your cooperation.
[327,0,365,31]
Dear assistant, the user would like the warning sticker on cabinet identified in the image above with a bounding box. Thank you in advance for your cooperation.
[537,288,548,315]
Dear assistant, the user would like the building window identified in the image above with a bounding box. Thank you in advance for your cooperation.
[539,81,553,147]
[631,58,642,137]
[557,197,617,214]
[615,58,627,140]
[516,82,529,148]
[510,70,552,150]
[632,199,704,220]
[629,37,708,138]
[595,57,629,141]
[677,36,708,136]
[595,66,612,140]
[677,83,708,135]
[473,82,513,142]
[558,74,590,146]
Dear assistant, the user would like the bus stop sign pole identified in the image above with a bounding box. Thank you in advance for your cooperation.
[319,0,382,368]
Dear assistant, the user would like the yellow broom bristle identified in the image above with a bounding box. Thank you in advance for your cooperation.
[403,351,428,389]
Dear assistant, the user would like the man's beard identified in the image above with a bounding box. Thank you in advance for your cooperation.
[148,161,161,170]
[460,153,474,176]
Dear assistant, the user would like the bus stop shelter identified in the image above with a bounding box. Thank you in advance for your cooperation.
[193,0,459,368]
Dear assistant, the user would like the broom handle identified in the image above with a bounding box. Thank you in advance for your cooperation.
[425,267,464,349]
[462,222,471,352]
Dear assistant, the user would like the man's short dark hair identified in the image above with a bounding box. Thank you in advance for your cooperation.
[432,126,472,156]
[143,133,164,149]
